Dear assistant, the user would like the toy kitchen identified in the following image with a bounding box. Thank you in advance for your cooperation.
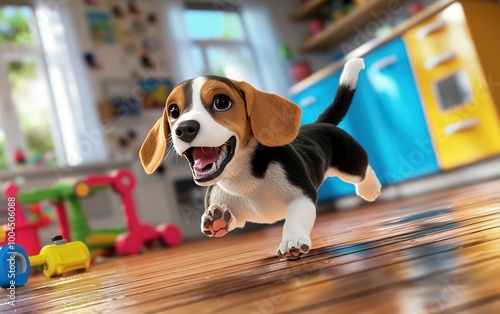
[290,0,500,203]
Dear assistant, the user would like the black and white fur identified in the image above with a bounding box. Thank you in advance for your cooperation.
[145,58,381,260]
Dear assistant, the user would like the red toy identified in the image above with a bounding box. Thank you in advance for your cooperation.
[83,169,182,255]
[2,169,181,257]
[1,182,51,257]
[13,149,27,165]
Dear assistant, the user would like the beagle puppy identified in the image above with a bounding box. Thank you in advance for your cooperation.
[140,58,381,260]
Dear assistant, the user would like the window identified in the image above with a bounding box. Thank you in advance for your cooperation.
[0,4,57,169]
[0,1,108,170]
[182,3,260,87]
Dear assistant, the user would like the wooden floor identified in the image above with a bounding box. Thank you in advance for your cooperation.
[3,178,500,313]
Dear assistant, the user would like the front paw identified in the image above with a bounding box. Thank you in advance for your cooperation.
[277,237,311,261]
[201,204,233,238]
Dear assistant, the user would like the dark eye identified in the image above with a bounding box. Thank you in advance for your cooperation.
[169,104,180,119]
[212,94,232,112]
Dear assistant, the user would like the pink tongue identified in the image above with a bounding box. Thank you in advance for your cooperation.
[192,147,219,171]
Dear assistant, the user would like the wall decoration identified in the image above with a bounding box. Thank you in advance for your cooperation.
[111,97,141,117]
[140,78,173,109]
[84,52,101,69]
[128,1,141,15]
[102,80,140,117]
[111,5,126,19]
[147,13,157,25]
[79,0,172,163]
[86,12,115,44]
[98,101,114,123]
[140,52,156,69]
[107,127,141,161]
[112,21,126,44]
[85,0,98,6]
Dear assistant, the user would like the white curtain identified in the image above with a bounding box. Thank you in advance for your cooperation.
[34,0,108,166]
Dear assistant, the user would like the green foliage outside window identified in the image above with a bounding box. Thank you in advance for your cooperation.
[0,6,32,45]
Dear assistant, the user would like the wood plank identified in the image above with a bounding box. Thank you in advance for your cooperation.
[292,0,331,20]
[306,258,500,313]
[168,233,500,313]
[301,0,392,52]
[457,298,500,314]
[2,178,500,313]
[9,203,500,313]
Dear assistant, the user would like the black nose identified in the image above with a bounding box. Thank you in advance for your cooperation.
[175,120,200,143]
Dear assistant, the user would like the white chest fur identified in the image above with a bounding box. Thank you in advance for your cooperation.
[212,155,303,225]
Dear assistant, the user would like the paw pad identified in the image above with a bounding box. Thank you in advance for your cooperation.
[277,241,310,261]
[201,204,233,237]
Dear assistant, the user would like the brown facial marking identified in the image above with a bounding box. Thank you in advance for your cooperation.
[200,79,252,148]
[165,85,187,127]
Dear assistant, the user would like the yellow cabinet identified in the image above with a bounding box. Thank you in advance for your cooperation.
[404,1,500,170]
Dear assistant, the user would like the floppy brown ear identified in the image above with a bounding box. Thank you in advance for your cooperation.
[234,81,301,147]
[139,109,170,174]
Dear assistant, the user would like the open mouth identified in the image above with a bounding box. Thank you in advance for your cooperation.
[183,136,236,182]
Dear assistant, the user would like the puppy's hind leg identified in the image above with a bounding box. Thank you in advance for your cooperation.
[356,166,381,201]
[277,196,315,260]
[334,166,381,202]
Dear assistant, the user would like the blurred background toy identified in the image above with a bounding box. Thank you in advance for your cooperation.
[83,169,182,255]
[0,232,90,288]
[1,182,51,257]
[2,169,182,257]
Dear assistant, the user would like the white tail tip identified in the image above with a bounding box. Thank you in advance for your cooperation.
[340,58,365,90]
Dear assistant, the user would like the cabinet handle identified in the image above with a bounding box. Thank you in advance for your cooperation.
[371,55,398,71]
[444,118,479,136]
[298,95,317,108]
[425,51,457,70]
[417,20,447,39]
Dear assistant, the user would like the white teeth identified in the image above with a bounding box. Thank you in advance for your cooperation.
[193,143,231,179]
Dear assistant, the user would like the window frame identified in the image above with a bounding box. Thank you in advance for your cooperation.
[183,2,262,88]
[0,0,65,168]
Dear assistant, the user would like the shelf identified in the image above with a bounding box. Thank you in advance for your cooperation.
[292,0,331,20]
[292,0,455,94]
[301,0,396,52]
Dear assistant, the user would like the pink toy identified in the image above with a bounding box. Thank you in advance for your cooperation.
[308,19,323,36]
[1,182,50,256]
[84,169,182,255]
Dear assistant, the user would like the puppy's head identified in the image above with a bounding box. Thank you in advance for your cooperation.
[139,76,301,185]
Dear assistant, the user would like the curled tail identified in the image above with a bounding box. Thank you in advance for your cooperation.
[315,58,365,125]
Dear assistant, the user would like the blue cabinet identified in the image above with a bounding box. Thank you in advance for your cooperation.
[358,37,440,183]
[292,72,341,125]
[290,37,440,202]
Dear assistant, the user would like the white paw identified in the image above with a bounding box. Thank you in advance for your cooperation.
[201,204,233,237]
[276,237,311,260]
[356,167,382,202]
[356,180,381,202]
